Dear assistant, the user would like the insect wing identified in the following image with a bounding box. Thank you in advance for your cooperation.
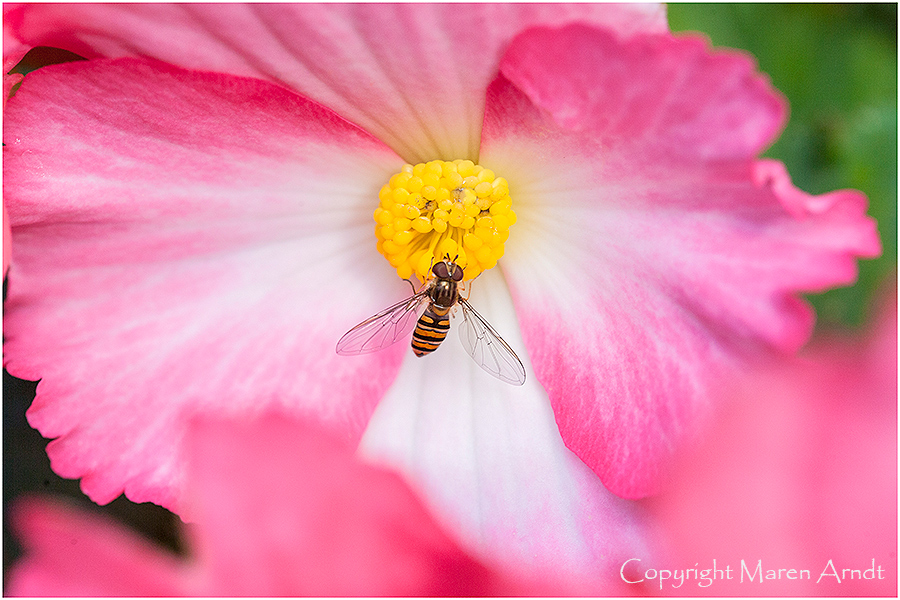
[336,292,429,355]
[457,298,526,385]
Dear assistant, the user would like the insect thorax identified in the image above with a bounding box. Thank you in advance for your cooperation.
[428,279,458,310]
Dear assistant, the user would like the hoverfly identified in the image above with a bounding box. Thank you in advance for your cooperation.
[336,260,526,385]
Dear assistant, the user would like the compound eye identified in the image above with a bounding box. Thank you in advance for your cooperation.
[450,264,463,281]
[432,261,450,279]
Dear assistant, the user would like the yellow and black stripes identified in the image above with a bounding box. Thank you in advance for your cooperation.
[412,306,451,356]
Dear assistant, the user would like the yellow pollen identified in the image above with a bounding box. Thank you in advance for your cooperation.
[375,159,517,281]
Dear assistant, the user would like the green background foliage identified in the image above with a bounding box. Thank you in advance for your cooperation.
[669,3,898,330]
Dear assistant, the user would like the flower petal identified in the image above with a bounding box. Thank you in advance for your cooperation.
[3,202,12,277]
[480,26,881,498]
[7,415,567,596]
[5,3,668,163]
[3,58,410,509]
[3,3,29,72]
[647,285,897,596]
[185,413,556,596]
[359,268,651,588]
[7,497,184,597]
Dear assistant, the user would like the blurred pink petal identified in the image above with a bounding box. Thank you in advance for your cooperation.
[4,3,667,162]
[3,3,29,72]
[184,414,563,596]
[8,414,572,596]
[645,284,897,596]
[7,497,184,596]
[483,25,880,498]
[4,58,409,508]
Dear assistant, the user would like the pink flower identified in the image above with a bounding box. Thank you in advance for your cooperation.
[2,20,25,276]
[642,285,897,596]
[8,413,583,596]
[3,3,880,579]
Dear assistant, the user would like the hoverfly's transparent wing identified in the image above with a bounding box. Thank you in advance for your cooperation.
[458,298,526,385]
[336,292,429,355]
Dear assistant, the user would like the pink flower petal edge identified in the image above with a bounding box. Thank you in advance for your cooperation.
[8,414,575,596]
[3,58,410,509]
[4,3,668,162]
[480,25,881,498]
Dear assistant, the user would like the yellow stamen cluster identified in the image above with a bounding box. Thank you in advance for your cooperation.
[374,159,516,281]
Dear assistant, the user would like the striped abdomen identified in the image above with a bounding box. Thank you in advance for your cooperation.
[412,305,451,356]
